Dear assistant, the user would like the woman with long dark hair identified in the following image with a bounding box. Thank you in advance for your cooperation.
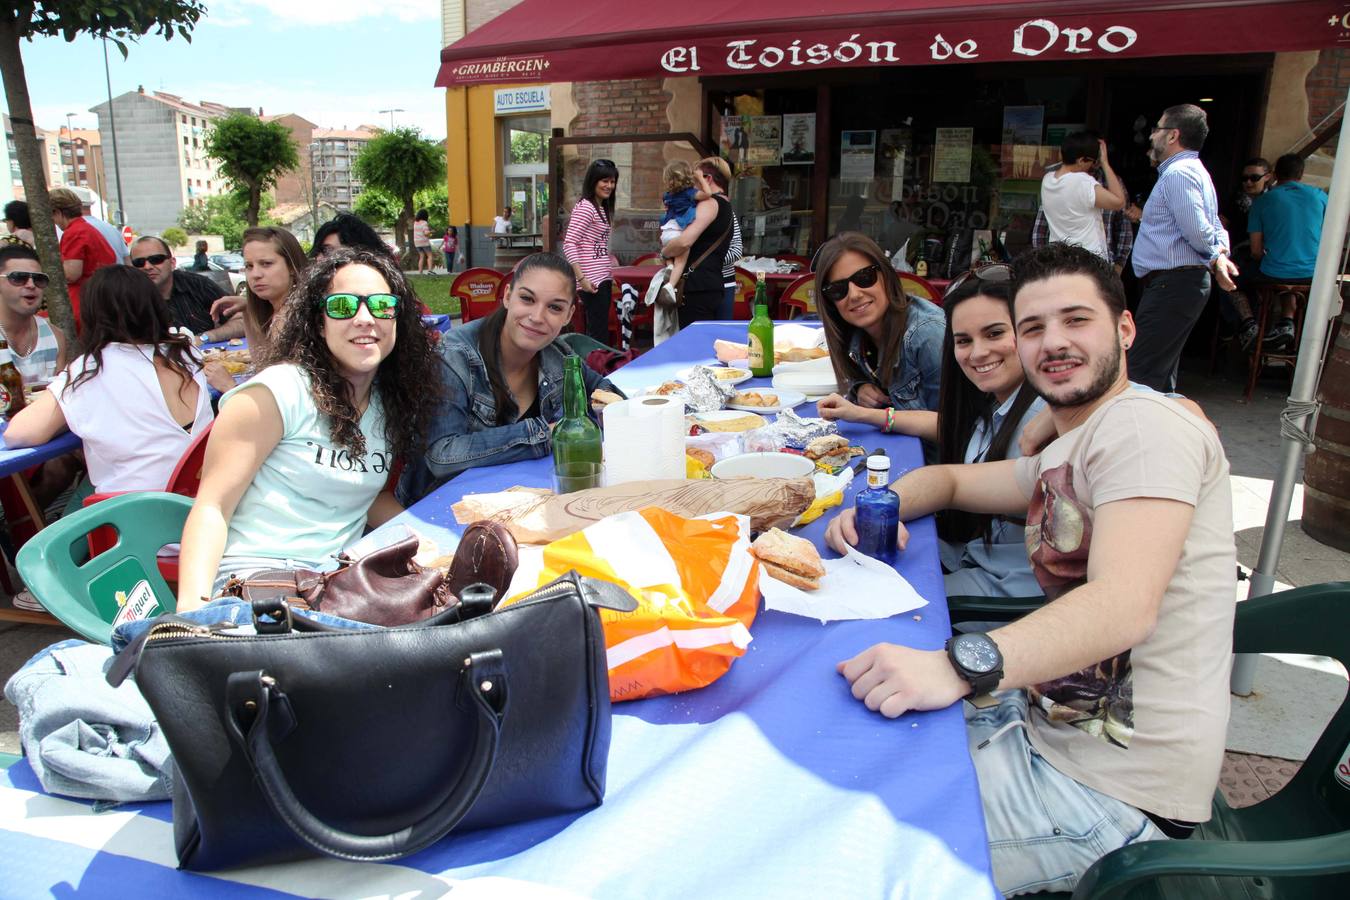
[821,266,1044,597]
[814,232,945,454]
[205,226,308,358]
[176,248,442,609]
[661,156,735,328]
[398,252,622,505]
[562,158,619,342]
[5,265,213,493]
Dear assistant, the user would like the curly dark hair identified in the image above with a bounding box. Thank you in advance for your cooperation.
[270,248,440,460]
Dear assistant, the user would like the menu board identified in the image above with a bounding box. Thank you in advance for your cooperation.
[933,127,974,183]
[840,130,877,181]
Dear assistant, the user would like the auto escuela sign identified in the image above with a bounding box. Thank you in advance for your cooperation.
[438,3,1349,86]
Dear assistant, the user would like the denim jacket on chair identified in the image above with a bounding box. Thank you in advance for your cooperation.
[396,317,620,505]
[843,295,945,413]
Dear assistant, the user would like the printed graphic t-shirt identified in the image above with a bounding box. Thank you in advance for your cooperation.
[220,363,391,569]
[1012,392,1237,822]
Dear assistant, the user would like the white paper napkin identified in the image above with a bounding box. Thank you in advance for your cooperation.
[760,545,929,622]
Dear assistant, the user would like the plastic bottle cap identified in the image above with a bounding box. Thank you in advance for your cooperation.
[866,455,890,472]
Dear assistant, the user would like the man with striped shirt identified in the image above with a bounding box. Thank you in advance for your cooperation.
[1129,104,1239,392]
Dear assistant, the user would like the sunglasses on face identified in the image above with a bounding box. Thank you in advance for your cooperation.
[322,292,399,320]
[1242,173,1267,183]
[821,264,882,304]
[4,271,49,288]
[131,253,170,267]
[944,263,1013,300]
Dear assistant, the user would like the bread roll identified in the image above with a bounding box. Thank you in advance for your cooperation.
[751,527,826,589]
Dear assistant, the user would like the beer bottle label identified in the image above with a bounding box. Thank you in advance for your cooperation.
[747,333,765,369]
[0,383,10,415]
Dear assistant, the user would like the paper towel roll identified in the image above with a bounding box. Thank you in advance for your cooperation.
[602,396,686,485]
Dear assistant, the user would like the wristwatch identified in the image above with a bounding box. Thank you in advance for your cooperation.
[945,632,1004,696]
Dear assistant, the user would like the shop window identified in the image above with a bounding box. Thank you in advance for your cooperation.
[501,113,550,234]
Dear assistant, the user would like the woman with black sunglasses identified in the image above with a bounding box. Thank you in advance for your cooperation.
[176,248,441,610]
[814,232,945,454]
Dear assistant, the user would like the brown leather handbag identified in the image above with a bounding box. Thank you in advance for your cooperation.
[223,524,520,628]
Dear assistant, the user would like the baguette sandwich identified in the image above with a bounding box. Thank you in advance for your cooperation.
[751,527,826,591]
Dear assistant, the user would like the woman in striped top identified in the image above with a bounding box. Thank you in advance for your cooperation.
[562,159,619,343]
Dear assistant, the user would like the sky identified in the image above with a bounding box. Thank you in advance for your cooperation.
[16,0,449,139]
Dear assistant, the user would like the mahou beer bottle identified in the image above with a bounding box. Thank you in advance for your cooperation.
[0,338,26,418]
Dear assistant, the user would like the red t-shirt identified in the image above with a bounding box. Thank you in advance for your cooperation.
[59,216,116,325]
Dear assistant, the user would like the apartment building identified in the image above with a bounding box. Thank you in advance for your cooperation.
[54,127,107,202]
[311,126,380,212]
[89,87,232,232]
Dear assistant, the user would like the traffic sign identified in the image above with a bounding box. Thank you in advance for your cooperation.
[122,225,133,246]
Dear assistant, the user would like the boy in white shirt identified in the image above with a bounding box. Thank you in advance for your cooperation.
[1039,131,1127,260]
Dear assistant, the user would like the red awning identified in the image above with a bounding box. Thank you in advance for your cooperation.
[436,0,1350,87]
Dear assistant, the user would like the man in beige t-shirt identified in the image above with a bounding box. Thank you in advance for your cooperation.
[825,243,1237,896]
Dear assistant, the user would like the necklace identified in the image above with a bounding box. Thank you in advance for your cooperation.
[0,320,35,357]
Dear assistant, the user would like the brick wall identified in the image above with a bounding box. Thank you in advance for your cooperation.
[467,0,523,32]
[1307,48,1350,130]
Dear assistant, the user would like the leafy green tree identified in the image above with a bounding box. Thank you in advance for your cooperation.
[177,190,276,250]
[205,113,299,227]
[0,0,206,343]
[352,187,401,230]
[353,127,443,262]
[160,226,187,248]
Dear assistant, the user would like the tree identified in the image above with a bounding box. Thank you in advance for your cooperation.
[0,0,206,344]
[160,226,187,248]
[352,188,400,230]
[352,128,443,263]
[205,113,299,227]
[177,190,276,250]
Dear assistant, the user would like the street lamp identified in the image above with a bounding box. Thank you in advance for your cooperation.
[378,108,404,129]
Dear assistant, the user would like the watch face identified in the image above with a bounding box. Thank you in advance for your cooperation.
[953,634,999,674]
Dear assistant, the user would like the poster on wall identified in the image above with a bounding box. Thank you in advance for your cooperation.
[1001,106,1045,146]
[781,114,816,164]
[933,127,973,182]
[720,114,752,162]
[748,116,783,166]
[840,130,877,181]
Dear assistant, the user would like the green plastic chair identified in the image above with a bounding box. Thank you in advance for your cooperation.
[16,492,194,645]
[948,582,1350,899]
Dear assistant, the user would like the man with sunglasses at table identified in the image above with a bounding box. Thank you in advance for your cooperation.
[826,243,1236,896]
[130,235,243,344]
[1128,104,1239,392]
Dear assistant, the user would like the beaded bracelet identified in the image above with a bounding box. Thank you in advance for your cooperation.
[885,407,895,433]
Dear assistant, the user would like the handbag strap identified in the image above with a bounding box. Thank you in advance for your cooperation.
[224,650,507,862]
[683,196,733,280]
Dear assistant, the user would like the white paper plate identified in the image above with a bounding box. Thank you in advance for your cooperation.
[711,451,816,480]
[772,370,839,399]
[677,365,752,386]
[725,390,807,415]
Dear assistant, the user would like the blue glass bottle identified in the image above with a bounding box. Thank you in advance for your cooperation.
[855,456,899,562]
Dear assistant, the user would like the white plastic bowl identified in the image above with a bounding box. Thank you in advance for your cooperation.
[711,452,815,480]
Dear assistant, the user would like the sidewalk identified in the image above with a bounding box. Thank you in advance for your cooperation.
[1,357,1347,805]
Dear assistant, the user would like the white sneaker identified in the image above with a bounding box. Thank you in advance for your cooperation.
[11,589,45,611]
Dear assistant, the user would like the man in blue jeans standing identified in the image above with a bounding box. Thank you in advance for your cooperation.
[1128,104,1240,391]
[825,244,1237,896]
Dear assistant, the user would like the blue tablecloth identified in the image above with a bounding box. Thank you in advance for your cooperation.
[0,322,996,898]
[0,426,81,479]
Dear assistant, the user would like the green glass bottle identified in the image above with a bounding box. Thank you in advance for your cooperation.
[747,271,774,377]
[552,355,603,492]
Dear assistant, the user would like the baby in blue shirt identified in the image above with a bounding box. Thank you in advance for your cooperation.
[659,160,708,301]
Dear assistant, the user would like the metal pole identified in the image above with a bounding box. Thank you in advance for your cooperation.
[101,35,125,226]
[1232,82,1350,695]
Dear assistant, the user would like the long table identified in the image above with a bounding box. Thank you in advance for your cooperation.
[0,322,996,898]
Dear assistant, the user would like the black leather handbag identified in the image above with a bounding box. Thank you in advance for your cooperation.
[110,572,636,871]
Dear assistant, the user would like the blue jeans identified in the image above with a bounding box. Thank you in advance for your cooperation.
[966,691,1166,897]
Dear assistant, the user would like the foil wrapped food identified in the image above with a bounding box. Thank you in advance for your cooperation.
[680,365,736,412]
[767,409,838,450]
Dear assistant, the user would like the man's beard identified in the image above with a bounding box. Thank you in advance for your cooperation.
[1029,340,1122,409]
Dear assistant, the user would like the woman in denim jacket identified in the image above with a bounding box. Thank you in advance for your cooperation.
[398,252,622,505]
[814,232,945,456]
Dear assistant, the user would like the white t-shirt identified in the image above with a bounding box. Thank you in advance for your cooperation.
[84,214,130,265]
[493,216,513,234]
[1040,169,1108,258]
[1013,392,1236,822]
[220,364,391,569]
[49,343,212,493]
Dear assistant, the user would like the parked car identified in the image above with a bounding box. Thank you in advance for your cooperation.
[210,252,244,272]
[177,256,247,296]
